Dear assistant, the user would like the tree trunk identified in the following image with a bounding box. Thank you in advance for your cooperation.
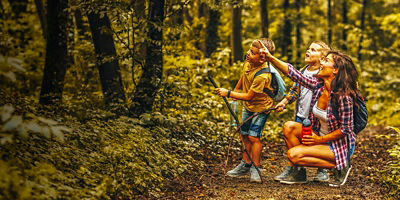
[232,0,243,63]
[88,12,126,107]
[132,0,165,115]
[357,0,368,61]
[34,0,47,39]
[39,0,69,105]
[342,0,348,50]
[132,0,147,85]
[195,1,207,53]
[260,0,269,38]
[282,0,292,62]
[295,0,302,66]
[328,0,332,45]
[205,0,220,58]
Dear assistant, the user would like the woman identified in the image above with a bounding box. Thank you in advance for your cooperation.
[262,44,358,187]
[274,41,331,183]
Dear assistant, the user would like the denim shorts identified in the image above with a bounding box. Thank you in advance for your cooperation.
[240,107,269,138]
[295,116,305,123]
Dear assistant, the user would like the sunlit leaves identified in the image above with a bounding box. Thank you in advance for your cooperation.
[0,105,71,143]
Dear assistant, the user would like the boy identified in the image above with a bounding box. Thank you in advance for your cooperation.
[215,38,275,183]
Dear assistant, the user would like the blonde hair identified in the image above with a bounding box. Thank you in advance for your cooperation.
[312,41,331,57]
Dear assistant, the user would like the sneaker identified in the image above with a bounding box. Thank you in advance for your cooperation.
[250,165,263,183]
[280,167,307,184]
[313,168,330,182]
[328,165,352,187]
[226,160,250,177]
[274,166,294,181]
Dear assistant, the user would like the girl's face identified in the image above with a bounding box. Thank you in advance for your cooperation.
[316,54,336,78]
[305,43,323,64]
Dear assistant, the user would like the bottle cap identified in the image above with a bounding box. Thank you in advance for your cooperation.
[303,118,311,126]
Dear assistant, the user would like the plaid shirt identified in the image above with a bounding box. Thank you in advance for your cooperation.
[287,64,356,170]
[284,66,307,120]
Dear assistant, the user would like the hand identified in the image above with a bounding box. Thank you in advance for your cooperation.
[301,132,324,145]
[215,88,229,97]
[258,40,272,58]
[275,102,286,112]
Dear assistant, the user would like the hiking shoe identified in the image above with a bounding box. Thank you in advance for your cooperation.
[226,160,250,177]
[280,167,307,184]
[250,165,263,183]
[274,166,294,181]
[313,168,330,182]
[328,165,352,187]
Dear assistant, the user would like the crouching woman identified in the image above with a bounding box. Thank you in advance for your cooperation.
[263,47,358,187]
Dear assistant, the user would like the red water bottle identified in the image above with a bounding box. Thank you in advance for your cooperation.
[302,119,312,138]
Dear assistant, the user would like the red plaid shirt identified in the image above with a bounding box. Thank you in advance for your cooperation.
[287,64,356,170]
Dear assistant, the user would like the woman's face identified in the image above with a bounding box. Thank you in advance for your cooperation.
[316,54,336,78]
[305,43,323,64]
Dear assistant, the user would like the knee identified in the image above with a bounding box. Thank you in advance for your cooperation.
[248,136,261,144]
[287,148,303,165]
[283,121,297,138]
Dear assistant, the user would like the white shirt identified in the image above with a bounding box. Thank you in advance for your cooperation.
[296,68,319,118]
[313,103,329,135]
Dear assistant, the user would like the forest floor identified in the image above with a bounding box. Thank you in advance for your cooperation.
[162,126,396,200]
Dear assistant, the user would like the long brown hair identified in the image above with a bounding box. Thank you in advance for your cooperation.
[329,51,359,106]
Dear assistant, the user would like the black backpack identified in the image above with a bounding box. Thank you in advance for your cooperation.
[331,95,368,134]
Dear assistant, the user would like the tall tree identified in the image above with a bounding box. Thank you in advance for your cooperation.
[358,0,368,61]
[88,11,126,107]
[34,0,47,39]
[39,0,69,105]
[194,0,207,52]
[328,0,332,45]
[295,0,303,65]
[232,0,243,62]
[132,0,147,84]
[205,0,220,57]
[342,0,348,50]
[132,0,165,115]
[260,0,269,38]
[282,0,292,62]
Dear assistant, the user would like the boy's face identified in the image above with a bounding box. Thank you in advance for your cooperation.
[305,43,323,64]
[245,44,263,66]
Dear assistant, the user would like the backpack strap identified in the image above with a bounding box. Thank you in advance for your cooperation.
[253,63,274,98]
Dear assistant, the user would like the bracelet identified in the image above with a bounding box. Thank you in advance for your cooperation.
[228,90,231,98]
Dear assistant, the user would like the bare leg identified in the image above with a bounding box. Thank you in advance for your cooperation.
[287,144,336,168]
[242,135,253,164]
[282,121,303,166]
[249,136,262,166]
[283,121,303,149]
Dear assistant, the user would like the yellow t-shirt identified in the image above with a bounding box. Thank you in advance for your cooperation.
[241,62,274,112]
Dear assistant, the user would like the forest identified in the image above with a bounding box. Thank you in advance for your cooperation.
[0,0,399,199]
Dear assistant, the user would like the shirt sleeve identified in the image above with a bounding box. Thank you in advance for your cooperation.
[338,95,354,136]
[250,73,271,93]
[287,64,320,90]
[285,82,301,104]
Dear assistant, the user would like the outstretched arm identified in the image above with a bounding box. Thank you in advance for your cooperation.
[258,40,289,75]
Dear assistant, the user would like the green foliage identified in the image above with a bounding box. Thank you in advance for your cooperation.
[0,104,71,144]
[383,127,400,198]
[1,0,400,198]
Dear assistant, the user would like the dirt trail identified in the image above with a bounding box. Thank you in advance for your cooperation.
[165,126,395,200]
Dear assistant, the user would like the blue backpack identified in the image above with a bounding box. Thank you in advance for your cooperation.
[254,62,286,102]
